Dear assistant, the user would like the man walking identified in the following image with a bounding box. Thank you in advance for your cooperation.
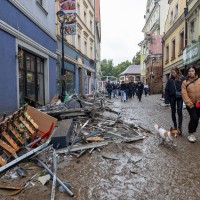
[136,80,144,101]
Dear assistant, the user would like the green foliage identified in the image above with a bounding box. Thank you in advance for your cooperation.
[132,51,140,65]
[100,51,140,77]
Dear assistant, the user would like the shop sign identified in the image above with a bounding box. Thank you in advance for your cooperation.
[58,0,76,35]
[183,42,200,65]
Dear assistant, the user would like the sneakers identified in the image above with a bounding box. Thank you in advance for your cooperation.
[188,134,196,143]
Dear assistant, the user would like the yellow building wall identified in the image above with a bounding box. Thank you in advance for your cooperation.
[163,0,186,70]
[164,21,185,69]
[164,0,186,32]
[56,0,95,60]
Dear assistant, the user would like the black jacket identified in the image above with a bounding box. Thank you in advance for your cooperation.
[165,76,185,103]
[120,83,126,91]
[136,82,144,92]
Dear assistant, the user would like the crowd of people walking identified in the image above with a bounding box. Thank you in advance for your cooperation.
[105,80,149,102]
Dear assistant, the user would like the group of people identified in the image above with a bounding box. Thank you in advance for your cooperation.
[165,66,200,143]
[106,80,149,102]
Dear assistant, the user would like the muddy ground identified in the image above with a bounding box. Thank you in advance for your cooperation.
[1,94,200,200]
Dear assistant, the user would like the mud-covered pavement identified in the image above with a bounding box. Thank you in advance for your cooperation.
[3,94,200,200]
[57,94,200,200]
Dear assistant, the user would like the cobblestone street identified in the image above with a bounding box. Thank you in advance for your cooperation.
[22,94,200,200]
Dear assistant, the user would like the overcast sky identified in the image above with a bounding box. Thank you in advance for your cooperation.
[100,0,147,66]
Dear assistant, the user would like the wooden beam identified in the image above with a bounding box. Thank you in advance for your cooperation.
[8,125,24,144]
[0,139,16,155]
[1,131,19,151]
[0,156,7,166]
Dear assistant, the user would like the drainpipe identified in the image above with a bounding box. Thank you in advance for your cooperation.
[184,5,188,76]
[161,38,164,98]
[94,0,97,92]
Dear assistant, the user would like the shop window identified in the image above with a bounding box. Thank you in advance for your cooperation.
[18,49,45,106]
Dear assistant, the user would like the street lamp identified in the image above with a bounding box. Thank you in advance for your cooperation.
[56,10,66,101]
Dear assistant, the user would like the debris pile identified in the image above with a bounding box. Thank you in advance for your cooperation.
[0,94,149,199]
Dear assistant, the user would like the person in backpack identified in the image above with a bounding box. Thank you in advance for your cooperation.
[182,65,200,142]
[106,80,113,99]
[165,67,185,134]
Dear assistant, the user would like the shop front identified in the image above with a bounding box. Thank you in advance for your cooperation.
[64,62,75,95]
[183,41,200,74]
[18,49,45,106]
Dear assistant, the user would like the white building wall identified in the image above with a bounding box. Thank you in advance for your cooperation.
[159,0,169,35]
[15,0,56,38]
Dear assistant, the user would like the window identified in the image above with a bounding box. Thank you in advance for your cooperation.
[171,39,176,60]
[175,4,178,18]
[18,49,45,106]
[84,41,87,55]
[90,47,93,59]
[77,3,80,16]
[179,31,184,54]
[165,45,169,64]
[190,21,195,41]
[170,11,173,25]
[84,11,87,25]
[90,20,93,32]
[71,35,75,46]
[78,34,81,51]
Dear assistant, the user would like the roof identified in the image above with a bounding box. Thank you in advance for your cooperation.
[119,65,141,76]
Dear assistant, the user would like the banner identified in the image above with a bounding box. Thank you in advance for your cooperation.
[58,0,76,35]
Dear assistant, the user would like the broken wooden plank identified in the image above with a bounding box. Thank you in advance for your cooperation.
[8,125,24,144]
[0,139,16,155]
[24,113,39,129]
[73,131,101,144]
[19,116,35,135]
[123,136,145,143]
[1,131,20,151]
[0,156,7,166]
[56,141,109,154]
[86,136,104,142]
[13,121,23,132]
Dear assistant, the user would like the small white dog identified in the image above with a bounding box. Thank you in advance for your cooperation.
[154,124,180,146]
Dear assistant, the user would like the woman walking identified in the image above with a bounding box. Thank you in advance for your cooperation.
[182,66,200,142]
[165,67,185,133]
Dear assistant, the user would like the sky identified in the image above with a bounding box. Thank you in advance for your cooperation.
[100,0,147,66]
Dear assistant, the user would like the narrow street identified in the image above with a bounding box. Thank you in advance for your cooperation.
[53,94,200,200]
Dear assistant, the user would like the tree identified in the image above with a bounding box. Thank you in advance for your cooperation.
[100,59,114,77]
[112,60,131,77]
[132,51,140,65]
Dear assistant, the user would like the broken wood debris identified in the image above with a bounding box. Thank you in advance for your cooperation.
[57,141,109,154]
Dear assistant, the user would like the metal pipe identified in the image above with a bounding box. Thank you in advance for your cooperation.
[35,158,74,197]
[61,22,65,98]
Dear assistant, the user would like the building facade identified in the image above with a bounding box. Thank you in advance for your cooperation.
[94,0,102,91]
[163,0,186,90]
[139,0,169,94]
[56,0,98,96]
[183,0,200,71]
[0,0,57,113]
[119,65,141,83]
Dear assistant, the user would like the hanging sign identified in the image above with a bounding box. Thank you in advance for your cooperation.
[58,0,76,35]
